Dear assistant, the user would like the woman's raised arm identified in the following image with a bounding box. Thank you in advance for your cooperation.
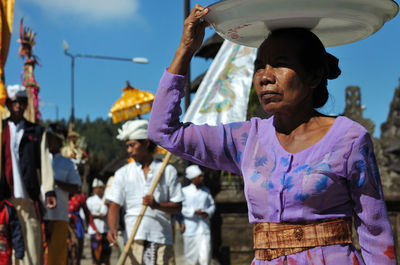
[168,4,209,75]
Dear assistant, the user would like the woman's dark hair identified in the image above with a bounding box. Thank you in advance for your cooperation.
[268,28,341,108]
[138,139,157,154]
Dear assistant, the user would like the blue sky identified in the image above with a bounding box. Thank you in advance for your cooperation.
[4,0,400,138]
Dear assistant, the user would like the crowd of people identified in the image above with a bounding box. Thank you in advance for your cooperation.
[0,84,215,265]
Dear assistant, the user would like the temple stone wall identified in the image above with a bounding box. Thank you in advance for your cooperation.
[213,174,253,265]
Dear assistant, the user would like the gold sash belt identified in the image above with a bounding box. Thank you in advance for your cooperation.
[253,219,352,260]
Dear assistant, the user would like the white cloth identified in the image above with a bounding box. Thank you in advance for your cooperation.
[185,165,203,180]
[116,119,148,141]
[181,184,215,236]
[183,234,211,265]
[6,84,27,98]
[182,40,257,125]
[105,159,183,245]
[92,178,105,188]
[86,194,108,234]
[43,153,82,221]
[9,120,29,199]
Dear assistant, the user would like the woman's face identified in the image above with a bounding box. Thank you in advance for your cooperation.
[253,35,314,115]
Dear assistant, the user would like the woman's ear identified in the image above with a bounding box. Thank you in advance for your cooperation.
[308,68,323,89]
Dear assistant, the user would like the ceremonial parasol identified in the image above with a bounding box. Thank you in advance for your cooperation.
[109,81,155,124]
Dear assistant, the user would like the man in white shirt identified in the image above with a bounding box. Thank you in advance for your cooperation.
[106,120,183,265]
[44,123,82,265]
[180,165,215,265]
[1,84,56,265]
[87,178,110,265]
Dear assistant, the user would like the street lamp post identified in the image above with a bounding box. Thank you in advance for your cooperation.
[184,0,191,111]
[62,40,148,123]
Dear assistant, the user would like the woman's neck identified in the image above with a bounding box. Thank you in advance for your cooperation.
[273,107,319,135]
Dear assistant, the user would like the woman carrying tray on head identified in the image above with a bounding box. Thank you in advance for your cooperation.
[148,4,397,265]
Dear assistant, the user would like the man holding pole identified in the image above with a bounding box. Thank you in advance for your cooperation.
[106,120,183,265]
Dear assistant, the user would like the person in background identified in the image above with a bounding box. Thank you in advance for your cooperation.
[106,120,183,265]
[43,123,82,265]
[0,199,24,265]
[147,4,397,265]
[180,165,215,265]
[86,179,110,265]
[0,84,56,265]
[67,191,99,265]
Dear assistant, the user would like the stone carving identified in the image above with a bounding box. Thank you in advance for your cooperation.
[343,86,375,134]
[379,80,400,201]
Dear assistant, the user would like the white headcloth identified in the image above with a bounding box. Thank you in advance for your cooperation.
[116,120,148,141]
[185,165,203,180]
[92,178,105,188]
[6,84,27,98]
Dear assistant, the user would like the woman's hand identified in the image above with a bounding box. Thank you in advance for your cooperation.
[169,4,209,75]
[180,4,209,55]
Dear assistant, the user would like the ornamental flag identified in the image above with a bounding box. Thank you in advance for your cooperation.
[183,40,257,125]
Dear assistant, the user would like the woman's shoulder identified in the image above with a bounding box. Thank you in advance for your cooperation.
[334,116,369,134]
[330,116,371,144]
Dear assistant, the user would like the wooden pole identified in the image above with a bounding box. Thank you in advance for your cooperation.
[116,151,173,265]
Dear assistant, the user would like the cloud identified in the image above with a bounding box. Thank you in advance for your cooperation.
[26,0,139,21]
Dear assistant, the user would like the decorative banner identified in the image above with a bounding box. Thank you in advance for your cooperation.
[19,18,41,123]
[0,0,15,113]
[183,40,257,125]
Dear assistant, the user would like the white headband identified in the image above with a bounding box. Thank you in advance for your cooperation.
[116,120,148,141]
[186,165,203,180]
[7,84,27,98]
[92,178,105,188]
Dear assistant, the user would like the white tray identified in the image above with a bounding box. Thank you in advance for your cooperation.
[205,0,399,47]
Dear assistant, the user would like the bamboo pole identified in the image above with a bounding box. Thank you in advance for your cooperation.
[116,151,173,265]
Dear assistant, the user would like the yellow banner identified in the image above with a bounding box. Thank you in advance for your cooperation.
[0,0,15,110]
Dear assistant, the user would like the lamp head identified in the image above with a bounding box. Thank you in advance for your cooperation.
[132,57,149,64]
[62,40,69,54]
